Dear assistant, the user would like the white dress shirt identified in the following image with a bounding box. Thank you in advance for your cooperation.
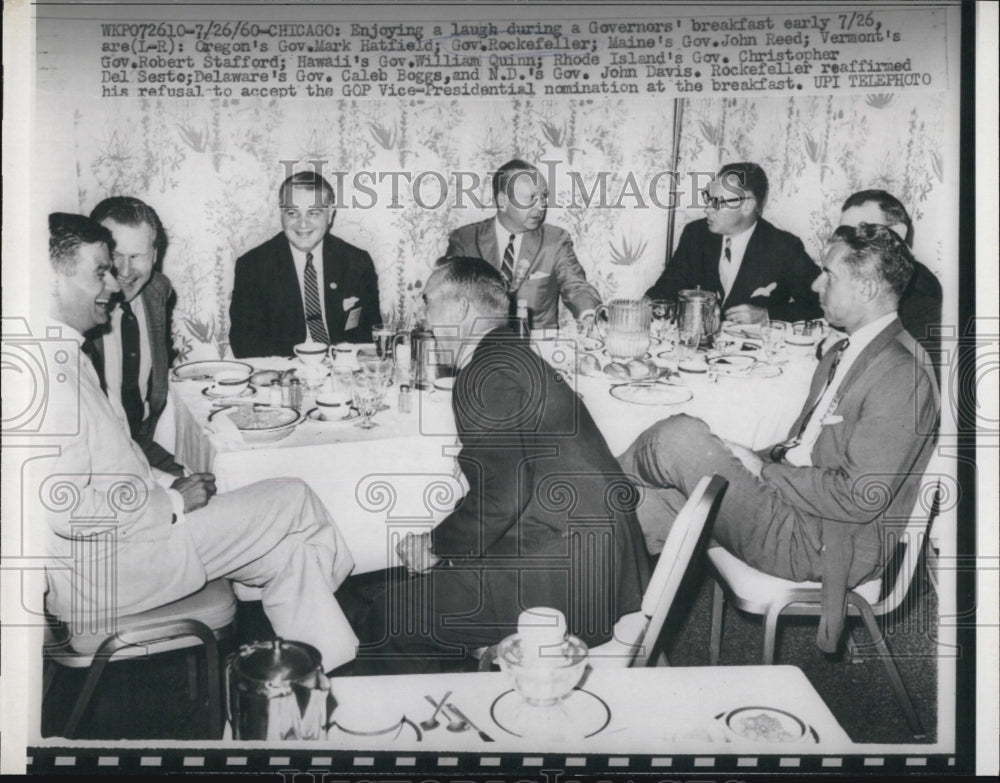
[290,240,328,332]
[103,295,153,419]
[785,311,898,466]
[494,219,524,272]
[719,222,757,299]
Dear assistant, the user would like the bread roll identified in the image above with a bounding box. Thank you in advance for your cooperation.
[605,362,629,380]
[579,354,602,376]
[626,359,652,379]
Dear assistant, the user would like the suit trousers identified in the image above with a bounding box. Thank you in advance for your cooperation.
[183,478,358,672]
[616,415,824,583]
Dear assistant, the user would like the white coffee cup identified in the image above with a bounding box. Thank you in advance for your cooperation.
[212,369,250,396]
[294,341,328,367]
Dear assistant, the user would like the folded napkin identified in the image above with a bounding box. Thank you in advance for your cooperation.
[205,409,246,447]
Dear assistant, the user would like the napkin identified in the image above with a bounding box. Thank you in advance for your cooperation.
[206,409,245,447]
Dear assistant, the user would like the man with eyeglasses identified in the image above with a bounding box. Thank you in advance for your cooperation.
[446,158,601,329]
[90,196,184,476]
[230,171,381,358]
[645,162,821,324]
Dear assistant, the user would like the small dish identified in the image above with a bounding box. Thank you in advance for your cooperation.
[609,383,693,406]
[678,357,709,374]
[305,407,360,424]
[786,332,820,346]
[202,385,257,400]
[490,688,611,739]
[707,355,757,373]
[724,364,783,380]
[433,376,456,392]
[223,405,302,443]
[172,360,254,382]
[723,706,809,743]
[249,369,282,387]
[722,323,762,340]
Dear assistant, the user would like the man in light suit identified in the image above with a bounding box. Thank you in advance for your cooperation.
[90,197,183,476]
[229,171,381,358]
[839,189,942,360]
[445,159,601,328]
[350,257,649,674]
[645,162,822,324]
[45,214,359,674]
[621,224,938,651]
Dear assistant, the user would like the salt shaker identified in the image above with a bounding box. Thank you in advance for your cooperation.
[398,384,412,414]
[268,379,283,407]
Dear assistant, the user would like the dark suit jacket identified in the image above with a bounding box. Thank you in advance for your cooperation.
[96,271,181,474]
[446,219,601,328]
[645,217,822,322]
[431,327,649,645]
[758,317,939,650]
[229,232,381,358]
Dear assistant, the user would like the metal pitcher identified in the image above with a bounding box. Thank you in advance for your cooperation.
[594,299,651,360]
[411,325,438,390]
[226,638,330,740]
[677,288,721,348]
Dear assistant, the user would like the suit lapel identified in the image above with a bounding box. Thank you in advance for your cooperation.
[140,279,166,412]
[723,221,765,310]
[835,318,904,403]
[322,235,346,338]
[476,219,500,269]
[276,237,307,342]
[699,228,724,299]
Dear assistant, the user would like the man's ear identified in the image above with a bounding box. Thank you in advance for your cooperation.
[859,275,879,302]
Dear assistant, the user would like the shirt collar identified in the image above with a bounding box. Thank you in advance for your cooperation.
[724,220,757,257]
[290,240,324,265]
[494,217,522,254]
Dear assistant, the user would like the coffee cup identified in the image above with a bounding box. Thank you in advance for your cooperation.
[213,369,251,396]
[294,341,328,367]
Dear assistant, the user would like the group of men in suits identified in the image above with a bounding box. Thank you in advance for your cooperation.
[50,154,943,679]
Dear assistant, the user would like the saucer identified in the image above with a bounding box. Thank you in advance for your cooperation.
[202,385,256,400]
[306,406,360,423]
[490,688,611,738]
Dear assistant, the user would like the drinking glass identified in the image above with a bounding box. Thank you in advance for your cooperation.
[372,324,396,360]
[677,324,702,363]
[761,321,787,363]
[352,375,383,429]
[650,300,677,341]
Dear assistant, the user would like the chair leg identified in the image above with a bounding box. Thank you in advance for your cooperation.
[709,580,724,665]
[845,624,864,664]
[203,636,223,739]
[653,650,669,667]
[853,599,925,738]
[762,606,782,665]
[63,644,119,739]
[42,660,59,701]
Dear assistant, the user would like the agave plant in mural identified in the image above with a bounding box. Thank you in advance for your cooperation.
[608,234,648,266]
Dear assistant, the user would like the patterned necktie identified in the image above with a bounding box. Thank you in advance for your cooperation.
[769,338,849,463]
[304,251,330,344]
[120,301,144,435]
[500,233,516,285]
[80,336,107,396]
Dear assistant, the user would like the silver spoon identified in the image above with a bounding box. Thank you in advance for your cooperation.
[420,691,452,731]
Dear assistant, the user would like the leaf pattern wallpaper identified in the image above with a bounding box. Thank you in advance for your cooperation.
[59,92,948,361]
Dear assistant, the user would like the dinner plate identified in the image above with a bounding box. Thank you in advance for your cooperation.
[609,383,693,406]
[326,716,423,743]
[722,706,811,743]
[678,357,709,374]
[172,359,254,382]
[490,688,611,738]
[707,355,757,373]
[305,406,361,424]
[202,385,257,400]
[722,323,762,340]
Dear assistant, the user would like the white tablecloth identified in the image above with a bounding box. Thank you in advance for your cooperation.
[158,341,817,573]
[224,665,853,752]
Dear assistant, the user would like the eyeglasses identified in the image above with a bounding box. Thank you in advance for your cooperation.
[700,191,749,210]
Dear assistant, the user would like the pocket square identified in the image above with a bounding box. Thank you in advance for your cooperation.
[342,296,360,311]
[528,271,551,281]
[750,282,778,298]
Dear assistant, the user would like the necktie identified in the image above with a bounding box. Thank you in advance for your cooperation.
[304,251,330,344]
[500,233,516,286]
[723,237,732,263]
[80,336,107,396]
[120,301,144,435]
[769,338,849,463]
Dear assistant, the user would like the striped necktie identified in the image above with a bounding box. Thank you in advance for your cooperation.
[304,251,329,344]
[769,338,849,463]
[81,336,107,396]
[500,233,516,285]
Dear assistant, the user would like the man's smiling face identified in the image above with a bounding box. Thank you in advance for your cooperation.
[53,241,120,333]
[280,186,335,253]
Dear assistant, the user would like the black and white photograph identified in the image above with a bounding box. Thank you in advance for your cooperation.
[1,0,996,778]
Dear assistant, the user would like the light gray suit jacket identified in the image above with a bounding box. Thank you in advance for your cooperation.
[446,218,601,328]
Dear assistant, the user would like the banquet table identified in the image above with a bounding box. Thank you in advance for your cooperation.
[158,336,818,574]
[226,665,853,752]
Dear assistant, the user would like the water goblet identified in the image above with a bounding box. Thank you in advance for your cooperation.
[761,321,787,363]
[677,324,702,363]
[650,299,676,341]
[372,324,396,360]
[352,376,382,429]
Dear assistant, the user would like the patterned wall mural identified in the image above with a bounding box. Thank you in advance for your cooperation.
[61,91,948,361]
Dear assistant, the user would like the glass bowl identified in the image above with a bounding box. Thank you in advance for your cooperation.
[496,633,588,707]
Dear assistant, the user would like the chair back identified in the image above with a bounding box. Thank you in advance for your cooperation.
[872,449,944,617]
[635,474,728,665]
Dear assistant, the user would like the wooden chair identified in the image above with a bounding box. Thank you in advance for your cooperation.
[43,579,237,739]
[707,462,942,739]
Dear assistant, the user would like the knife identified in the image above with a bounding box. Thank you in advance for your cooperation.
[445,703,494,742]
